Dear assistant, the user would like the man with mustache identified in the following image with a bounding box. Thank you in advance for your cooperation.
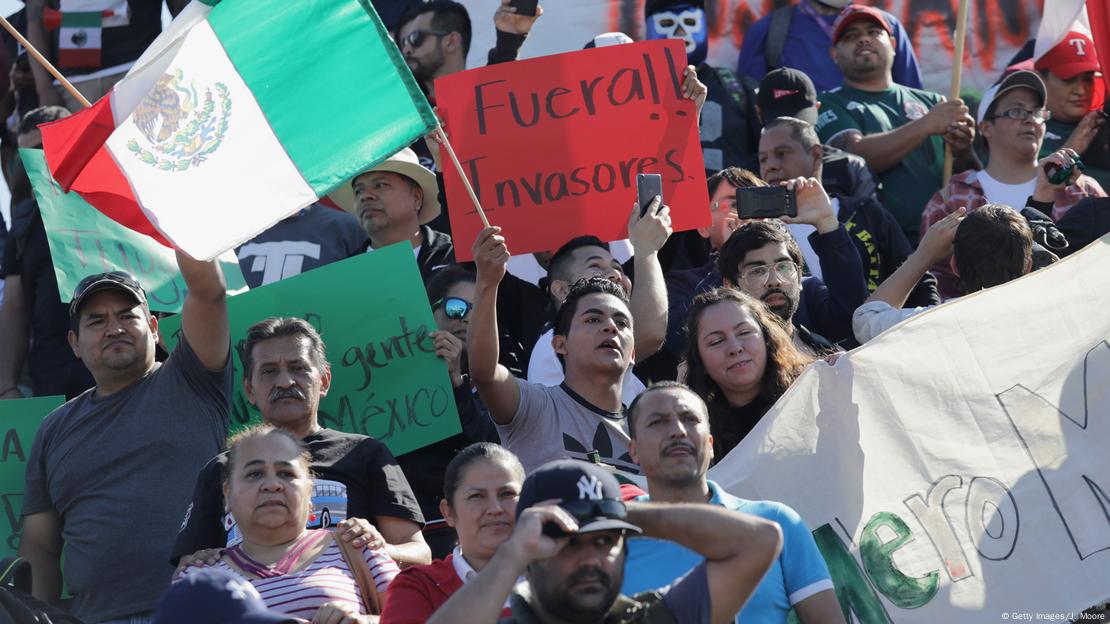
[622,382,843,623]
[171,317,432,573]
[816,5,979,243]
[426,458,783,624]
[716,178,868,354]
[20,259,231,623]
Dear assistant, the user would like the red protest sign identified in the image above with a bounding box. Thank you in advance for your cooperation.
[436,39,710,261]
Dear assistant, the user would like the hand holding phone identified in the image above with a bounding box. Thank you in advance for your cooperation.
[508,0,539,17]
[636,173,663,217]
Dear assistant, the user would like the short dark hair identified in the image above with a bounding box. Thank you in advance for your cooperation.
[953,204,1033,293]
[222,425,311,486]
[241,317,328,379]
[553,277,630,338]
[762,116,820,151]
[426,264,476,306]
[398,0,472,55]
[548,236,610,284]
[19,105,70,136]
[706,167,765,198]
[627,381,702,439]
[443,443,524,506]
[717,220,803,285]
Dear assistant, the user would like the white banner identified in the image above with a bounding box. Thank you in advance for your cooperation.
[464,0,1044,95]
[708,235,1110,622]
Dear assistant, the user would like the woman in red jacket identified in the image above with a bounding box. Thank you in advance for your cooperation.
[380,443,525,623]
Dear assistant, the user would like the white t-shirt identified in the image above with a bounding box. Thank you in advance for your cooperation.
[976,171,1036,212]
[786,198,841,280]
[527,328,646,407]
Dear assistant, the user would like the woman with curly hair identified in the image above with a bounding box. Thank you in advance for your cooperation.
[683,287,813,459]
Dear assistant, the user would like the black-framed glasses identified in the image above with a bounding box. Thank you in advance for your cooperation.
[559,499,627,521]
[989,107,1051,123]
[739,260,799,285]
[401,28,451,50]
[433,296,473,320]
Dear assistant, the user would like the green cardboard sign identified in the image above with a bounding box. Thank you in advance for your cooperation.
[0,395,63,560]
[20,149,248,313]
[160,244,461,456]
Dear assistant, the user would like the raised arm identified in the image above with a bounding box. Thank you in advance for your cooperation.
[466,227,520,425]
[626,502,782,624]
[176,250,229,371]
[829,99,971,174]
[627,199,672,359]
[24,0,63,107]
[0,276,30,399]
[869,207,963,309]
[19,510,63,603]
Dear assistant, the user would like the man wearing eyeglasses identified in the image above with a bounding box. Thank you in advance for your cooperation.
[919,70,1105,299]
[716,178,869,354]
[427,459,783,624]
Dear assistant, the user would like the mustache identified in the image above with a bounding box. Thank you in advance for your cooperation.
[270,386,306,402]
[762,288,789,301]
[663,440,696,455]
[567,567,611,589]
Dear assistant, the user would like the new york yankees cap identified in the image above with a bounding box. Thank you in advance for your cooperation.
[516,459,642,534]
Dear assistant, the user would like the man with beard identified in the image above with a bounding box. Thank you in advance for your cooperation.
[622,382,842,624]
[20,259,230,622]
[171,317,431,571]
[710,177,867,353]
[643,0,761,174]
[816,5,978,243]
[426,459,783,624]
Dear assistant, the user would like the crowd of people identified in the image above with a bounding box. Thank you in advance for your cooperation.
[0,0,1108,622]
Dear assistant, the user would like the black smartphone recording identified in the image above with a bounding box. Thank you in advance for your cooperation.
[509,0,539,16]
[636,173,663,217]
[736,186,797,220]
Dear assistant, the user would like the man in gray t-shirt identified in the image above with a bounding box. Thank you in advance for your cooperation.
[19,254,232,624]
[469,226,653,475]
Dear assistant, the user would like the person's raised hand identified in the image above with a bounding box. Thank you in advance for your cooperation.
[504,504,578,567]
[494,0,543,35]
[682,66,708,119]
[423,124,446,172]
[473,226,509,284]
[336,517,386,551]
[432,330,465,387]
[922,98,971,136]
[917,206,965,265]
[780,177,837,234]
[1034,148,1083,201]
[942,115,976,155]
[628,197,673,256]
[311,601,372,624]
[1062,110,1104,155]
[173,548,223,580]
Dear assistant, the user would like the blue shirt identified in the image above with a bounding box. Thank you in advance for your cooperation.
[737,5,922,93]
[623,481,834,623]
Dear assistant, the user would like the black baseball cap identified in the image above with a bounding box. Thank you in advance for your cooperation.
[757,68,819,126]
[516,460,641,534]
[69,271,148,319]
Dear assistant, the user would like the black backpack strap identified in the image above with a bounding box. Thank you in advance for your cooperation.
[712,66,747,110]
[0,557,31,594]
[766,5,795,71]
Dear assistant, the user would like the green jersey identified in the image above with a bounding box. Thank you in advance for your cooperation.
[816,84,944,238]
[1040,117,1110,192]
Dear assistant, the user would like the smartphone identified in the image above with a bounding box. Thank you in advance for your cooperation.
[509,0,539,16]
[736,186,797,219]
[636,173,663,217]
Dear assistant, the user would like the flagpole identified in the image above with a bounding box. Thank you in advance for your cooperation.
[0,14,91,108]
[436,126,492,229]
[942,0,971,186]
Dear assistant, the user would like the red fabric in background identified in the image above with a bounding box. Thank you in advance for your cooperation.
[436,39,710,261]
[1087,0,1110,107]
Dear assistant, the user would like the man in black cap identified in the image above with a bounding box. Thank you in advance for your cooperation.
[755,68,880,209]
[427,459,783,624]
[20,257,232,623]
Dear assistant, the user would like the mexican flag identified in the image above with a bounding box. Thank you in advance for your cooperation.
[42,0,436,260]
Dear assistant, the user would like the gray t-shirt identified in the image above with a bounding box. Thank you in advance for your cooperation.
[23,336,232,623]
[497,380,638,474]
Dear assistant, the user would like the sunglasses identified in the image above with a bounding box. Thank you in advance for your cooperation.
[434,296,474,320]
[400,28,450,50]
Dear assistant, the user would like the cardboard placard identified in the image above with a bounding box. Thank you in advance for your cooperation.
[437,39,710,260]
